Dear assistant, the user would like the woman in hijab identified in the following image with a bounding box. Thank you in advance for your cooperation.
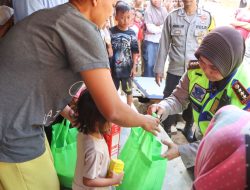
[142,0,168,77]
[194,105,250,190]
[148,26,250,168]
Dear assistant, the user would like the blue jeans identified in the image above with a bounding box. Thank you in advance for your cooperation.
[142,40,159,77]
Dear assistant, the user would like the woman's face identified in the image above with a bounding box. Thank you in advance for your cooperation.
[151,0,162,8]
[198,56,224,82]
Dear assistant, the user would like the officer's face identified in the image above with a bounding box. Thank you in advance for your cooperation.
[198,56,224,82]
[182,0,196,7]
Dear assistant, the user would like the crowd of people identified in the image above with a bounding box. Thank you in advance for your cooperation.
[0,0,250,190]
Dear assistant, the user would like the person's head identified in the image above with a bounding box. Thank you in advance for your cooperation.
[173,0,183,8]
[76,90,110,135]
[194,105,250,190]
[134,10,143,23]
[134,0,143,7]
[115,1,131,29]
[151,0,162,8]
[69,0,117,28]
[182,0,196,8]
[130,8,135,26]
[195,26,245,81]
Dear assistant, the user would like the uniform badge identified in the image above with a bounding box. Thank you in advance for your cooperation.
[210,98,220,114]
[174,30,181,35]
[191,83,207,102]
[232,80,250,105]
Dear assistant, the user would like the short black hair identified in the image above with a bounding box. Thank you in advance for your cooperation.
[76,90,107,134]
[115,1,131,14]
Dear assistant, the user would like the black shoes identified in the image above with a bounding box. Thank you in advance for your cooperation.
[181,123,194,143]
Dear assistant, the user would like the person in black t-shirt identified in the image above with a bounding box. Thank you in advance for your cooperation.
[110,1,139,106]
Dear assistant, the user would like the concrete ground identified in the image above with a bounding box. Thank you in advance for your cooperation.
[129,98,194,190]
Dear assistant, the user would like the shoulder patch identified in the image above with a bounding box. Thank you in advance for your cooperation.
[188,60,200,70]
[232,80,250,105]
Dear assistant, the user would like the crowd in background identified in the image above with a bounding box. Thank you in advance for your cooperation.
[1,0,250,75]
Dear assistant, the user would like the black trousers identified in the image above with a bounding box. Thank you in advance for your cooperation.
[162,72,193,131]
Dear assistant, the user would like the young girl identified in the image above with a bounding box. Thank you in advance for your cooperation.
[72,90,124,190]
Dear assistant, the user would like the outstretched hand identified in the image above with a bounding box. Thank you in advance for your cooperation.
[147,104,166,118]
[141,114,160,136]
[161,140,180,160]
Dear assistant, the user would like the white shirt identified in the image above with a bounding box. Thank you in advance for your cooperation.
[73,133,111,190]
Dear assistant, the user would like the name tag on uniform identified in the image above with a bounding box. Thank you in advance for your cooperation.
[173,24,184,28]
[196,25,207,30]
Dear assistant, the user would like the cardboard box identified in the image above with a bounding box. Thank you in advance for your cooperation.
[104,124,121,159]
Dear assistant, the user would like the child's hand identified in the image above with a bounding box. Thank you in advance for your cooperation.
[110,171,124,185]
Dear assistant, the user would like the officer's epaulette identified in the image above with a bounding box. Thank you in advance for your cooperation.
[232,80,250,105]
[188,60,200,70]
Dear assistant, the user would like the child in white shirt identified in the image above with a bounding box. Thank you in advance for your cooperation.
[72,90,124,190]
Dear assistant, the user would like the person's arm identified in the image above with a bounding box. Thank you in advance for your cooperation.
[145,23,163,34]
[82,172,123,187]
[0,15,13,38]
[144,10,164,34]
[161,139,200,168]
[231,20,250,29]
[178,141,200,168]
[230,9,250,30]
[236,21,250,30]
[60,105,77,125]
[80,69,160,135]
[131,53,138,78]
[130,32,139,78]
[148,72,190,119]
[153,15,171,86]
